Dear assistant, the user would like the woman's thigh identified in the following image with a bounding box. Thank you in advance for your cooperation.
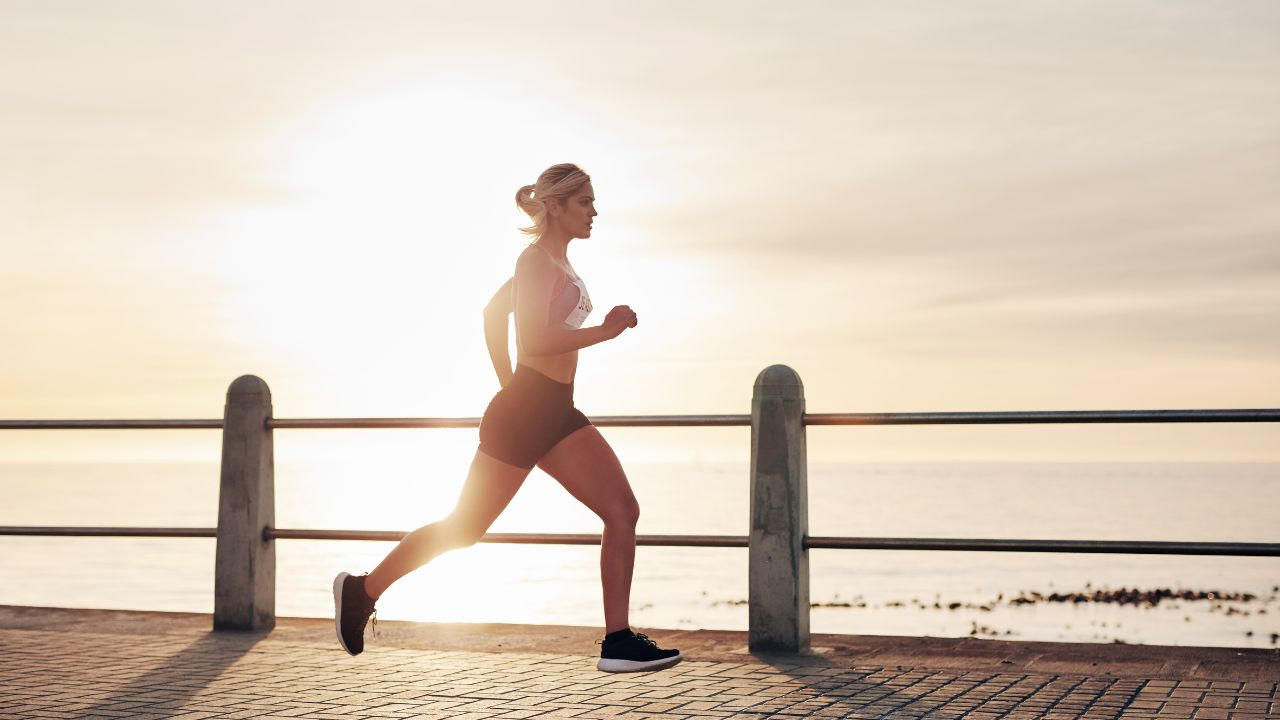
[449,448,535,535]
[535,425,639,525]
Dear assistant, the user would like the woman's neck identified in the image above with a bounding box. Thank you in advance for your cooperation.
[534,238,569,262]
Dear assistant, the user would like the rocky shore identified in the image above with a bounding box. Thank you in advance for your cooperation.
[713,583,1280,644]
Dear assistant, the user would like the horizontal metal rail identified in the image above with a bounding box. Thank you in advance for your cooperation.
[805,537,1280,556]
[269,415,749,429]
[266,529,747,546]
[0,420,223,430]
[804,409,1280,425]
[3,409,1278,431]
[0,526,741,546]
[263,409,1280,428]
[0,526,217,537]
[3,526,1275,556]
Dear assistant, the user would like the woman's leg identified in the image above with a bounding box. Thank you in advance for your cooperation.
[364,448,533,600]
[535,426,640,633]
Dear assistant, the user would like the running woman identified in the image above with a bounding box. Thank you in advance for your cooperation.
[334,163,682,673]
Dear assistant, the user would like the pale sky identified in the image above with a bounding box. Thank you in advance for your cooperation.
[2,1,1278,463]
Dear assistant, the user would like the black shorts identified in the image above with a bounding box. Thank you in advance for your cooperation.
[478,363,593,470]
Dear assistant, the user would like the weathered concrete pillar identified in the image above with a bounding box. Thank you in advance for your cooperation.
[749,364,809,652]
[214,375,275,631]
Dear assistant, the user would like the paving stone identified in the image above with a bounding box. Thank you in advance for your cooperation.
[4,613,1279,720]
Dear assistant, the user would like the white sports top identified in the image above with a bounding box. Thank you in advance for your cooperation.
[515,244,593,329]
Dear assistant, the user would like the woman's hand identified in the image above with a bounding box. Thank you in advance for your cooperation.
[601,305,638,339]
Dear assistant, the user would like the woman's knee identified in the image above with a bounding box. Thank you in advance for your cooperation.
[604,498,640,530]
[438,514,488,548]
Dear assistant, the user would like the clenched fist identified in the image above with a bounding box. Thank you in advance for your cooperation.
[602,305,638,339]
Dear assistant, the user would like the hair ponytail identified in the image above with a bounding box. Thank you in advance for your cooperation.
[515,184,545,238]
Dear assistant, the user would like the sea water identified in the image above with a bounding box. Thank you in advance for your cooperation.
[1,458,1276,649]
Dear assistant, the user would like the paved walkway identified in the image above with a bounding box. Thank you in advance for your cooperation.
[2,606,1277,719]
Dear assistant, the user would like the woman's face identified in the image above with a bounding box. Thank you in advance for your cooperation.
[554,182,597,239]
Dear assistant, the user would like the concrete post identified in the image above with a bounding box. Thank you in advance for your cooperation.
[749,364,809,652]
[214,375,275,631]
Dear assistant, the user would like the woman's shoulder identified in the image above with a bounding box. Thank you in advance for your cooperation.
[514,244,568,290]
[517,242,550,264]
[516,243,566,274]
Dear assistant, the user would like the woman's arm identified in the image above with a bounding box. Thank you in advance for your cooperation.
[484,277,515,388]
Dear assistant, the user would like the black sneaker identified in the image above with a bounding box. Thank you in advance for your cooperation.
[333,571,377,656]
[597,629,682,672]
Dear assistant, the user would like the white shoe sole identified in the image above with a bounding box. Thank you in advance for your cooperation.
[597,652,683,673]
[333,572,355,655]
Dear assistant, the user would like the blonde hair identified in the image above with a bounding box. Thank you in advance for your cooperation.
[515,163,591,240]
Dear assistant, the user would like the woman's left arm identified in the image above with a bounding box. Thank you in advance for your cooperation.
[483,277,515,388]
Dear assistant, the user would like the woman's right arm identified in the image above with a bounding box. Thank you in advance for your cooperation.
[515,250,634,357]
[483,277,515,388]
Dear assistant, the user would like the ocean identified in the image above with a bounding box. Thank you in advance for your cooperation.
[2,457,1276,649]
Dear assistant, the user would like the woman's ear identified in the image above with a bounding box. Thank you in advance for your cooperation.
[544,197,562,218]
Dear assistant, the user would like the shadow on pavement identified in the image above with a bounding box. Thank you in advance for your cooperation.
[746,649,1144,719]
[78,630,266,717]
[745,650,949,718]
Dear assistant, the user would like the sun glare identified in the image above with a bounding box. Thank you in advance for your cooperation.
[208,70,663,415]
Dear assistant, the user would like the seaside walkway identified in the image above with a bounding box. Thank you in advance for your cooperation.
[2,606,1277,719]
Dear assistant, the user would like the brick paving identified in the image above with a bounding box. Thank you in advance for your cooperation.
[1,608,1277,719]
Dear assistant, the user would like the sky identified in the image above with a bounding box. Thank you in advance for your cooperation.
[2,1,1278,464]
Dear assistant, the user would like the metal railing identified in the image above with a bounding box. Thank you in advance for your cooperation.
[6,408,1272,431]
[2,367,1276,651]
